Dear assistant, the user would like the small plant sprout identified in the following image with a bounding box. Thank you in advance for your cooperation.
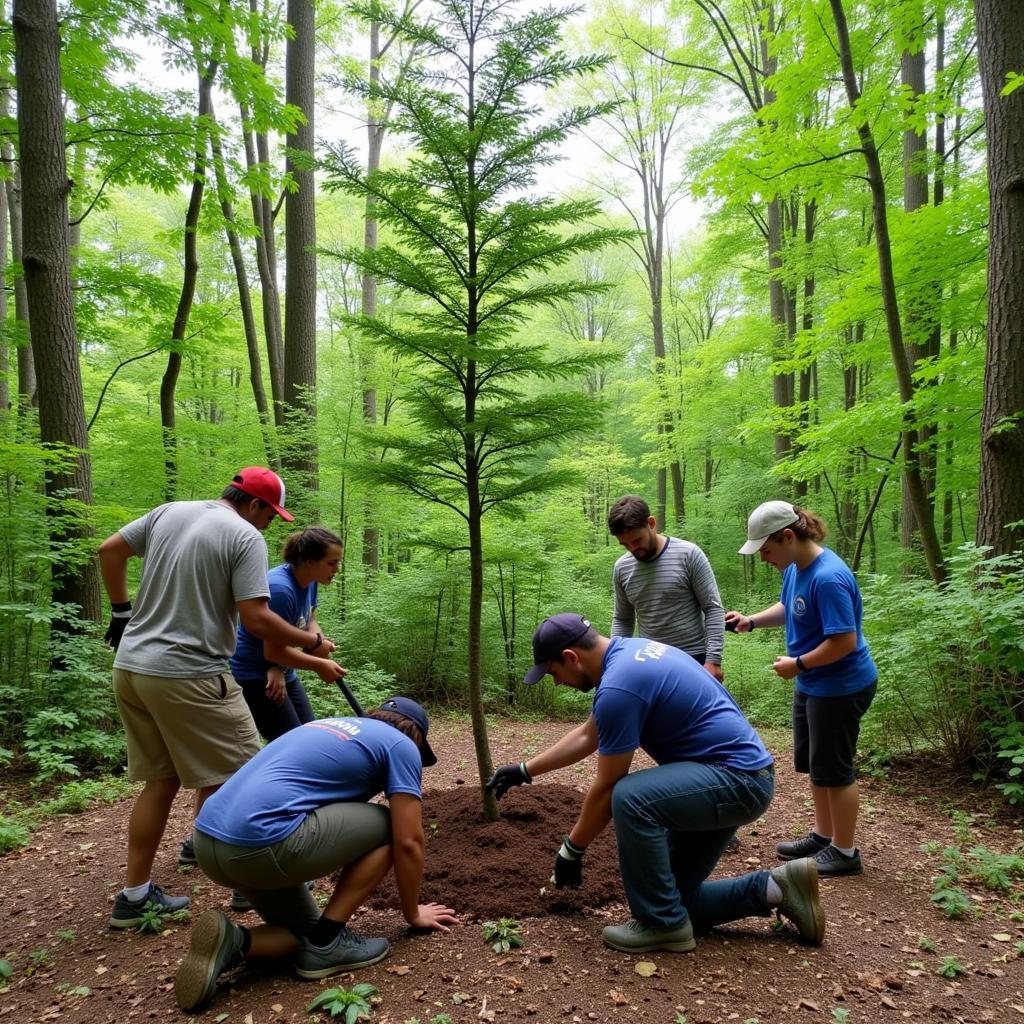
[55,929,75,943]
[936,955,966,979]
[831,1009,850,1024]
[481,918,523,954]
[306,982,379,1021]
[134,900,190,934]
[918,935,936,951]
[673,1014,687,1024]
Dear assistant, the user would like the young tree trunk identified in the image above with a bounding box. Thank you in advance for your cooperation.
[975,0,1024,556]
[160,59,217,501]
[829,0,946,583]
[282,0,319,493]
[208,103,277,467]
[0,118,8,415]
[3,151,35,409]
[13,0,100,621]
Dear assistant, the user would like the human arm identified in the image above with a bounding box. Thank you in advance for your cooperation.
[263,637,347,683]
[236,597,324,654]
[98,532,135,647]
[773,632,858,679]
[725,601,786,633]
[610,566,636,639]
[389,792,457,932]
[306,612,337,655]
[486,717,599,799]
[265,666,286,705]
[689,547,725,677]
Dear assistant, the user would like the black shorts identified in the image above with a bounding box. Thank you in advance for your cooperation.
[792,681,876,787]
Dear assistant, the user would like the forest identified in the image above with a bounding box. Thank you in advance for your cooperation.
[0,0,1022,818]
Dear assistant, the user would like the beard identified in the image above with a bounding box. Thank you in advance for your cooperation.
[632,534,659,561]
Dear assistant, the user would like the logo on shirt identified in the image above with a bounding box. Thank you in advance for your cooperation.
[634,640,668,663]
[793,597,807,618]
[309,718,361,739]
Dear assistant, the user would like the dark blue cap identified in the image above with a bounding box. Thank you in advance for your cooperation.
[379,696,437,767]
[523,613,592,685]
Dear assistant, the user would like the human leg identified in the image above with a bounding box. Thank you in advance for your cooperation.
[611,762,774,931]
[287,677,315,727]
[239,676,305,742]
[124,776,181,886]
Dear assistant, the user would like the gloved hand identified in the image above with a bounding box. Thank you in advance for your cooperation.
[552,835,585,888]
[485,762,532,800]
[104,601,132,649]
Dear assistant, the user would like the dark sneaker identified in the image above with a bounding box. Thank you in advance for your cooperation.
[109,883,190,929]
[725,833,741,852]
[814,845,863,877]
[602,917,696,954]
[230,890,253,912]
[174,909,246,1011]
[178,835,198,866]
[776,831,830,861]
[295,927,390,979]
[770,857,826,945]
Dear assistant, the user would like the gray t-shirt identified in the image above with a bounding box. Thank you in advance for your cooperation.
[113,500,270,678]
[611,536,725,665]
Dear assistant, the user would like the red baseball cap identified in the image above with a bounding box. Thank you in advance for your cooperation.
[231,466,294,522]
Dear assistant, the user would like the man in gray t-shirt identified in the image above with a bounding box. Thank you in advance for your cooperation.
[608,495,726,681]
[98,467,344,929]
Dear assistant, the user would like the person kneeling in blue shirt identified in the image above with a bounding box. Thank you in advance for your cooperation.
[487,614,825,954]
[175,697,457,1011]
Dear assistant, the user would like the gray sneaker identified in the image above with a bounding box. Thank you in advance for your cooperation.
[178,835,198,866]
[602,917,696,954]
[770,857,826,945]
[814,844,863,877]
[109,883,190,929]
[175,909,246,1011]
[295,926,390,979]
[776,831,829,860]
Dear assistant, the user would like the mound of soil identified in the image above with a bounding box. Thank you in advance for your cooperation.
[369,783,625,918]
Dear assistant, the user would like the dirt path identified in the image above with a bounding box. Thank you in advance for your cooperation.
[2,717,1022,1023]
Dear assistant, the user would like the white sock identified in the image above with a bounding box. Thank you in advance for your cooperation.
[766,877,783,905]
[832,845,857,858]
[122,881,152,902]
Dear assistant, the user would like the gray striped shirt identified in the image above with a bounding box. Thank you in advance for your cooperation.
[611,537,725,664]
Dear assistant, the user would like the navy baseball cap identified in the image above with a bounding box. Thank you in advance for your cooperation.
[523,613,593,685]
[379,696,437,767]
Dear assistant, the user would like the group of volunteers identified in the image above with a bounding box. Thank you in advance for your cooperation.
[97,470,876,1012]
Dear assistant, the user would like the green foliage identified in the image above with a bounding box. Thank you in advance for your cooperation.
[935,955,966,979]
[481,918,523,954]
[0,817,31,854]
[831,1010,850,1024]
[306,983,378,1022]
[133,901,190,934]
[917,935,936,952]
[0,960,11,983]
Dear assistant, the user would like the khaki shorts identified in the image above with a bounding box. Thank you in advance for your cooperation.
[194,802,392,934]
[113,668,261,789]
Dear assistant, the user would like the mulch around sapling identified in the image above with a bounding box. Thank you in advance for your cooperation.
[369,784,626,918]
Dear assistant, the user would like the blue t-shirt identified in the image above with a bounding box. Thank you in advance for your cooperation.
[780,547,877,697]
[195,717,423,847]
[230,564,317,683]
[592,638,772,770]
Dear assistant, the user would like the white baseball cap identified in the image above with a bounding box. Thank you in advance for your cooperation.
[739,501,800,555]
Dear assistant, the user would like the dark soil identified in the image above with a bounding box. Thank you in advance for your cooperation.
[2,717,1024,1024]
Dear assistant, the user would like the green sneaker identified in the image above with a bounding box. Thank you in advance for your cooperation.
[770,857,826,945]
[602,917,696,953]
[175,909,246,1010]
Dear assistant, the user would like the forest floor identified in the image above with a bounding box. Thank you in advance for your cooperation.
[2,717,1023,1024]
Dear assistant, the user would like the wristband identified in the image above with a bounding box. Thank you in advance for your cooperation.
[111,601,132,618]
[559,835,586,860]
[519,761,532,783]
[748,617,755,631]
[302,632,323,654]
[795,655,807,671]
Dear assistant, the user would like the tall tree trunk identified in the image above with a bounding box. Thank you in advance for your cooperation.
[13,0,100,621]
[208,103,277,466]
[282,0,319,494]
[0,105,8,415]
[974,0,1024,556]
[829,0,945,584]
[160,58,217,501]
[4,154,35,409]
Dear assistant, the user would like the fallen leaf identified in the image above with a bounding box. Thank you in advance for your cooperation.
[244,1015,253,1024]
[634,962,657,977]
[452,992,471,1004]
[214,1015,229,1023]
[880,995,897,1009]
[608,990,629,1006]
[271,1006,284,1014]
[94,966,108,975]
[992,933,1013,942]
[796,998,819,1011]
[387,965,411,975]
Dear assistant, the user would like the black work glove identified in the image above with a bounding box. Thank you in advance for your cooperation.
[485,762,532,801]
[104,601,132,649]
[552,836,585,889]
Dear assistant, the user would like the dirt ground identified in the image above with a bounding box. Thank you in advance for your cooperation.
[2,716,1023,1024]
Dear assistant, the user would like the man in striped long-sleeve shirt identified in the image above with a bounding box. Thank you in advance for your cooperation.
[609,495,726,682]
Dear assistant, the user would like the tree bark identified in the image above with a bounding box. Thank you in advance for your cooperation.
[975,0,1024,556]
[3,141,35,409]
[160,58,217,501]
[282,0,319,493]
[13,0,100,621]
[829,0,946,583]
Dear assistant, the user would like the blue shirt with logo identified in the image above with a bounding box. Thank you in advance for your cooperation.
[230,563,316,683]
[780,547,877,697]
[592,638,772,770]
[195,717,422,847]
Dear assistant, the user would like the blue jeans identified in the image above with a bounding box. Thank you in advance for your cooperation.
[611,761,775,930]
